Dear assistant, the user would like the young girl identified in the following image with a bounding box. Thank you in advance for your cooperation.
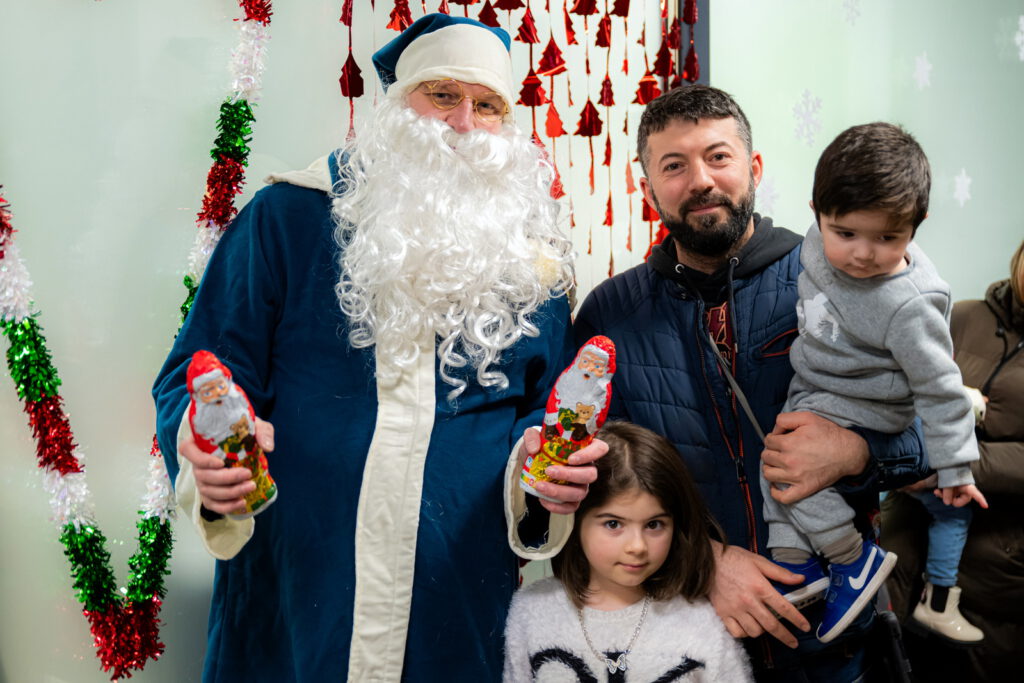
[503,421,752,682]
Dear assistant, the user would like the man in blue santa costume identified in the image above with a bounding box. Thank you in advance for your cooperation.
[153,13,603,682]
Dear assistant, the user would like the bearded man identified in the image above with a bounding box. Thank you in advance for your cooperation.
[153,14,604,682]
[573,85,928,682]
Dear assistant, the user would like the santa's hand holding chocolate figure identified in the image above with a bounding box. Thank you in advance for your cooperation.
[187,350,278,519]
[521,336,615,501]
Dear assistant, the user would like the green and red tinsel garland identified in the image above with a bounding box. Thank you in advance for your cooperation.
[1,189,175,679]
[0,1,273,679]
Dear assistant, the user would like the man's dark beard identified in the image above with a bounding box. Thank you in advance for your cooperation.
[657,179,756,258]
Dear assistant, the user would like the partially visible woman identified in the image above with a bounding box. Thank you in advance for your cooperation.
[882,240,1024,681]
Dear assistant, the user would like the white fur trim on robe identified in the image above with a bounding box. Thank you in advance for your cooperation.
[504,433,575,561]
[175,413,254,561]
[348,335,436,683]
[265,155,333,192]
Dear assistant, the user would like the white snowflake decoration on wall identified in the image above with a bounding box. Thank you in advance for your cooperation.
[1015,16,1024,61]
[953,168,972,208]
[914,52,932,89]
[843,0,861,26]
[756,176,779,217]
[793,90,823,147]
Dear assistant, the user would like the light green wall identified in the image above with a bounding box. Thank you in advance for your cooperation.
[0,2,1021,681]
[710,0,1024,302]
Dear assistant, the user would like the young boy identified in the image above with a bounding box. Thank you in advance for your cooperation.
[761,122,987,644]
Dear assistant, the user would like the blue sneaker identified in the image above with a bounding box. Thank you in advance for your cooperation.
[817,540,897,643]
[771,556,830,609]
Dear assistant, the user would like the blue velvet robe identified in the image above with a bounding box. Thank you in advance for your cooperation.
[153,165,573,681]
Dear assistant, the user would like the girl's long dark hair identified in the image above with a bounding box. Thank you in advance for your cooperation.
[552,421,722,609]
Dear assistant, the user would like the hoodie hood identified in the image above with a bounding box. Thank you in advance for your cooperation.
[986,279,1024,334]
[647,214,803,304]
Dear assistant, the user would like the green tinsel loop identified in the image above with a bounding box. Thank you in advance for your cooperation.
[60,523,119,612]
[179,274,198,326]
[210,98,256,166]
[1,315,62,402]
[125,517,174,603]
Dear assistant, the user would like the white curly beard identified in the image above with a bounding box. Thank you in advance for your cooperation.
[331,96,574,400]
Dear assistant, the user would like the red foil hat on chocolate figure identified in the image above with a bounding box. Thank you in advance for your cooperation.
[186,349,232,395]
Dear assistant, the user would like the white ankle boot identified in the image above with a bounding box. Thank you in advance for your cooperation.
[911,582,984,643]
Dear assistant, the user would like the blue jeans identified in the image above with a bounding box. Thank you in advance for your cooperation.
[911,490,973,587]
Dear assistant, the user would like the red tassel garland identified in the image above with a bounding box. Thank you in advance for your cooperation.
[596,12,612,48]
[598,75,614,106]
[667,17,681,50]
[339,52,364,98]
[563,4,578,45]
[537,37,567,76]
[515,7,540,42]
[386,0,413,31]
[545,103,567,137]
[569,0,598,15]
[517,68,549,106]
[683,0,698,25]
[683,43,699,83]
[575,99,603,137]
[653,38,674,81]
[633,69,661,104]
[477,0,500,27]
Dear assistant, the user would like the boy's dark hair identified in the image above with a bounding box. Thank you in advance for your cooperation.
[552,421,721,609]
[813,122,931,230]
[637,84,752,175]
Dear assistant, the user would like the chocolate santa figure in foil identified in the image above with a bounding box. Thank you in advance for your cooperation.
[187,350,278,518]
[520,336,616,501]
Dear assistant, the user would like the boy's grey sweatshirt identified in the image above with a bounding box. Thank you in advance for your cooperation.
[786,226,978,488]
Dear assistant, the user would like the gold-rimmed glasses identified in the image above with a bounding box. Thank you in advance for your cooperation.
[416,79,509,123]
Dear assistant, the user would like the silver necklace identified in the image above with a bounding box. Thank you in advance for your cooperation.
[577,594,651,674]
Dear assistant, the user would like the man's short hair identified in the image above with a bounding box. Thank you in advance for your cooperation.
[637,84,753,175]
[813,122,931,230]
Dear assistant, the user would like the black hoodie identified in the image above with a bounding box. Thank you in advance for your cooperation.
[647,214,803,306]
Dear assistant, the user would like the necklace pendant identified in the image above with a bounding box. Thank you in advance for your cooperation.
[605,653,627,673]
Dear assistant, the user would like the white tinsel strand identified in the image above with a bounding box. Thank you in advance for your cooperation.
[0,242,34,323]
[140,454,176,522]
[231,19,271,103]
[42,450,96,530]
[187,222,225,282]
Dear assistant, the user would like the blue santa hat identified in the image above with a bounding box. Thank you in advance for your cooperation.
[371,13,515,120]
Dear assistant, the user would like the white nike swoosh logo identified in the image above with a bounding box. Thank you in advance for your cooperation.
[848,546,877,590]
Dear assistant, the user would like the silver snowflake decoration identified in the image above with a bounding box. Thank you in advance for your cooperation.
[843,0,861,26]
[953,168,972,208]
[756,176,779,217]
[913,52,932,90]
[793,90,823,147]
[1015,15,1024,62]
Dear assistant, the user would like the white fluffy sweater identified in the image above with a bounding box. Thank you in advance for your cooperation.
[503,577,753,682]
